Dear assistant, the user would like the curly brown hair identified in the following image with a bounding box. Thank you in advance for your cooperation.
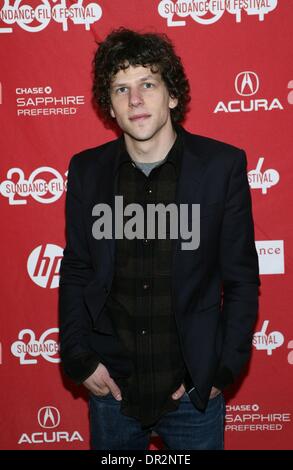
[92,28,190,124]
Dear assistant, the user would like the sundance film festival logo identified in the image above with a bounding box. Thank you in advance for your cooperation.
[248,157,279,194]
[214,71,284,113]
[0,167,67,205]
[18,406,83,445]
[92,196,200,251]
[11,328,60,364]
[255,240,284,275]
[158,0,278,27]
[27,244,63,288]
[253,320,284,356]
[0,0,102,33]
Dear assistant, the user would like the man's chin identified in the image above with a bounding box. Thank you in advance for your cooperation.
[124,124,167,143]
[125,130,156,142]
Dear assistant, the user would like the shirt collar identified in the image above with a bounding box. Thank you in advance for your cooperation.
[116,129,183,178]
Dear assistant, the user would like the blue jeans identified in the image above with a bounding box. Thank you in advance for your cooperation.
[89,391,225,450]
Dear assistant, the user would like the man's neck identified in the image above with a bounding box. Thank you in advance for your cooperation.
[124,125,177,163]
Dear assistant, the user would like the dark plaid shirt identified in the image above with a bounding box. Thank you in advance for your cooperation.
[105,134,188,428]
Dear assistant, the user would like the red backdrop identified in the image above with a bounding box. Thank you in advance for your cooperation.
[0,0,292,450]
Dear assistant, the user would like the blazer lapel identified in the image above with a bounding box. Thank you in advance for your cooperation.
[172,130,208,261]
[93,138,122,264]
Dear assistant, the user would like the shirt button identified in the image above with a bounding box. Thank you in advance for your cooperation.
[143,282,149,290]
[146,187,152,194]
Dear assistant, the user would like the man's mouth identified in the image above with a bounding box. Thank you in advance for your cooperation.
[129,114,151,122]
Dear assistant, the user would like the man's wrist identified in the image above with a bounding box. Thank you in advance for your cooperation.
[62,352,100,384]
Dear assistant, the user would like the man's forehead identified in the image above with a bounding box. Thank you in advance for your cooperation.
[111,64,161,83]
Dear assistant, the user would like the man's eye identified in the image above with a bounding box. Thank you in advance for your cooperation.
[116,87,128,94]
[143,82,154,89]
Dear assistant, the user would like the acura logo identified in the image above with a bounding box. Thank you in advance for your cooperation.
[38,406,60,429]
[235,71,259,96]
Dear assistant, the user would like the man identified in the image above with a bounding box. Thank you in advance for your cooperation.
[59,28,260,450]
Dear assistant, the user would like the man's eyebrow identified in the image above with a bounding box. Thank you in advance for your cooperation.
[139,74,160,82]
[111,74,160,88]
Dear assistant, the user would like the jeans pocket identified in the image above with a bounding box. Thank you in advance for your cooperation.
[90,391,113,400]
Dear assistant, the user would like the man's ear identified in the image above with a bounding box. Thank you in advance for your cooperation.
[169,95,178,110]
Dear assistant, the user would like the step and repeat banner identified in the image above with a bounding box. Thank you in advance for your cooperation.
[0,0,292,450]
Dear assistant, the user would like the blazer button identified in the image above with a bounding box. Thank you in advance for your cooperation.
[140,329,148,335]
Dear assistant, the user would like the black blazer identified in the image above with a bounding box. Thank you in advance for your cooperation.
[59,126,260,411]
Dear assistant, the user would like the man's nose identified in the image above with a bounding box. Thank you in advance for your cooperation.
[129,88,143,107]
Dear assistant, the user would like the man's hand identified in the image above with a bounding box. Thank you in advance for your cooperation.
[172,383,186,400]
[83,363,122,401]
[172,384,221,400]
[209,386,221,399]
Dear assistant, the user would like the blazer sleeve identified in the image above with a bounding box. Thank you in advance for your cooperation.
[213,149,260,390]
[59,155,99,384]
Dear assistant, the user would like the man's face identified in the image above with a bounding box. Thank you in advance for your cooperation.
[109,65,178,142]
